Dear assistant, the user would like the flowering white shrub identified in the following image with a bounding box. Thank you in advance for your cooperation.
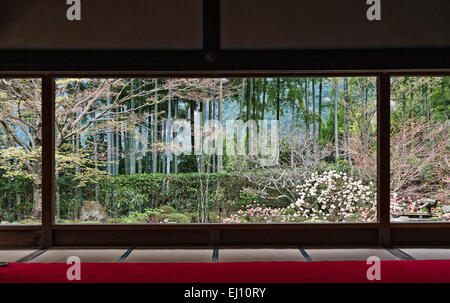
[222,206,289,223]
[287,170,376,222]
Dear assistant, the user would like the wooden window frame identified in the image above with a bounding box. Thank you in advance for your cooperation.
[0,71,448,248]
[0,0,448,248]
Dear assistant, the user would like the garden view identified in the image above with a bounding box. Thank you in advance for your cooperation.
[0,77,448,224]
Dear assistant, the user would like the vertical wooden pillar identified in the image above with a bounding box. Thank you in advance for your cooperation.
[203,0,220,54]
[41,76,55,248]
[377,74,391,247]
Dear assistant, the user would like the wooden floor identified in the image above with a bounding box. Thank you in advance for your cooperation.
[1,247,449,263]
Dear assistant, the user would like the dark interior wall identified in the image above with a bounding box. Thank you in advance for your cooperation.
[221,0,450,49]
[1,0,449,51]
[0,0,203,50]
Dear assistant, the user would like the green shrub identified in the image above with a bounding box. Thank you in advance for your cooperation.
[164,213,190,223]
[158,205,176,214]
[122,210,155,223]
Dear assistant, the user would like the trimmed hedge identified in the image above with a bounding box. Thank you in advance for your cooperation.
[1,171,296,222]
[97,173,250,216]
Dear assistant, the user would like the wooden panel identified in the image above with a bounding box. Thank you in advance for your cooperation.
[0,230,41,247]
[53,229,214,246]
[391,226,450,246]
[220,228,379,246]
[0,0,202,50]
[52,225,379,247]
[221,0,450,49]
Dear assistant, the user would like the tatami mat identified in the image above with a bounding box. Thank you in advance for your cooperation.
[124,249,213,263]
[30,249,127,263]
[2,248,449,263]
[219,248,306,262]
[399,248,450,260]
[0,249,36,262]
[304,248,400,261]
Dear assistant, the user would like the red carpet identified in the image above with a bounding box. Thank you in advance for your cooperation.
[1,260,449,283]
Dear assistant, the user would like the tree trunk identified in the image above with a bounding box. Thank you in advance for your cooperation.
[115,108,121,176]
[137,80,143,174]
[246,79,251,154]
[334,78,339,160]
[190,100,195,155]
[304,78,309,136]
[252,79,257,119]
[218,79,223,173]
[276,78,281,122]
[174,99,178,173]
[344,77,353,177]
[94,139,99,202]
[402,78,407,123]
[56,170,60,219]
[167,90,172,174]
[129,80,136,175]
[107,91,112,174]
[208,98,212,174]
[430,81,434,153]
[262,78,267,120]
[152,80,158,173]
[312,79,316,139]
[291,95,295,168]
[32,175,42,219]
[240,79,245,120]
[212,94,216,173]
[200,101,205,173]
[318,79,323,142]
[276,78,281,159]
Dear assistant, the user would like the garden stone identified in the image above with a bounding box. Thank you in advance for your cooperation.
[419,198,437,211]
[80,201,108,222]
[419,198,437,206]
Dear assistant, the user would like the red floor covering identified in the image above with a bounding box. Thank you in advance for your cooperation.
[1,260,449,283]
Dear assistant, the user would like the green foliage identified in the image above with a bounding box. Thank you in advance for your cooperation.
[159,205,176,214]
[52,172,252,221]
[122,209,160,223]
[114,187,147,212]
[0,176,34,222]
[1,76,448,223]
[164,213,190,223]
[116,208,191,224]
